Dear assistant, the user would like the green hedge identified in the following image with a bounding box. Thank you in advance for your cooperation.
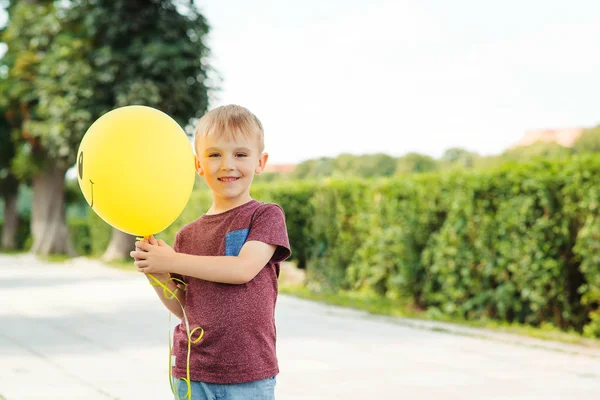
[309,156,600,337]
[251,181,319,269]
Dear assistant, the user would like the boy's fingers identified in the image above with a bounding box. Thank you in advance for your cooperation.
[130,251,148,259]
[149,236,158,245]
[135,244,147,252]
[158,239,167,246]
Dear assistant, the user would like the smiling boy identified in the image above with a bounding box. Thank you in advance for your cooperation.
[131,105,291,400]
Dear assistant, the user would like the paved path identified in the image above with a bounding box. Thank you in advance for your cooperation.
[1,254,600,399]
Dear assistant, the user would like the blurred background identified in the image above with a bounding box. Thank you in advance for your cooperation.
[2,0,600,385]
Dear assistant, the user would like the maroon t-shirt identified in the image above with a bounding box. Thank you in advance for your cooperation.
[171,200,291,384]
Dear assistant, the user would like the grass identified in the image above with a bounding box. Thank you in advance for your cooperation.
[0,249,28,255]
[278,269,600,349]
[39,254,72,263]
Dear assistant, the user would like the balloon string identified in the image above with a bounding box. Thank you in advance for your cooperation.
[148,273,203,400]
[138,236,203,400]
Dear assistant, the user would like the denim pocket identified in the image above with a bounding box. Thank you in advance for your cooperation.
[225,229,249,256]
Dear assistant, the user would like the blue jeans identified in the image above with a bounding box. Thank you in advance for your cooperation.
[173,376,276,400]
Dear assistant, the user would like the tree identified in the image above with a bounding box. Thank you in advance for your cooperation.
[441,147,479,169]
[573,125,600,153]
[0,109,19,250]
[0,4,21,250]
[356,153,396,177]
[292,153,397,180]
[395,152,439,175]
[292,157,335,180]
[1,1,92,255]
[0,1,212,257]
[501,142,572,161]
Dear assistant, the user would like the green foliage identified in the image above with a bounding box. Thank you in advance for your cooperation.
[440,147,479,169]
[347,176,446,301]
[421,163,583,328]
[564,154,600,337]
[81,211,111,256]
[254,172,287,183]
[395,152,439,174]
[573,125,600,154]
[0,1,94,175]
[333,153,397,178]
[277,143,581,182]
[277,143,584,183]
[252,181,319,269]
[68,216,91,255]
[307,179,372,290]
[292,153,401,180]
[501,142,572,161]
[79,0,212,128]
[292,157,337,180]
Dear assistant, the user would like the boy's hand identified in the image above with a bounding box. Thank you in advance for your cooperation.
[133,237,170,282]
[131,235,177,276]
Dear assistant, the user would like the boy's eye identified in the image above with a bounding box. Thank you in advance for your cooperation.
[208,153,220,158]
[235,153,247,157]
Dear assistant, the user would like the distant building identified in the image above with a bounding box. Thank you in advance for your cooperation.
[512,127,584,148]
[264,164,296,174]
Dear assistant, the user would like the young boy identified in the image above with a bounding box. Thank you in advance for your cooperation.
[131,104,291,400]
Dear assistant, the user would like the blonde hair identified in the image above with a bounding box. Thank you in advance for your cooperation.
[194,104,265,154]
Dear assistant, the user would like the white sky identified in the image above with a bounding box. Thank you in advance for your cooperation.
[198,0,600,164]
[2,1,600,165]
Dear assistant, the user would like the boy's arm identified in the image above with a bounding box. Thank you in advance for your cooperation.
[174,241,277,284]
[134,240,277,285]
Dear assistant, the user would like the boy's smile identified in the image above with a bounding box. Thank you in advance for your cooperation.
[196,134,268,212]
[218,176,240,183]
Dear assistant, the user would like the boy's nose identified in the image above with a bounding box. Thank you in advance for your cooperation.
[220,156,234,170]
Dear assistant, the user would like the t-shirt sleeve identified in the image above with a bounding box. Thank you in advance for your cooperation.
[247,203,291,263]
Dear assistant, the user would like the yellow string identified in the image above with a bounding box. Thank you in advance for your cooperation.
[148,273,204,400]
[137,236,203,400]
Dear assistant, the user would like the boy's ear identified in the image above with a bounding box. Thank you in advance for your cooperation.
[194,156,204,176]
[255,152,269,175]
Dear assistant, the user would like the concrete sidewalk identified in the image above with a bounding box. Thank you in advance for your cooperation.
[1,253,600,399]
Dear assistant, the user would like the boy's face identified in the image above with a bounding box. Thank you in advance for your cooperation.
[195,133,267,206]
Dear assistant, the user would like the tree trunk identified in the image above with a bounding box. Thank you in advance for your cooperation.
[1,190,19,250]
[102,228,136,262]
[30,165,76,256]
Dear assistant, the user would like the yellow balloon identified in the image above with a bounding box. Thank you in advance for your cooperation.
[76,105,195,237]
